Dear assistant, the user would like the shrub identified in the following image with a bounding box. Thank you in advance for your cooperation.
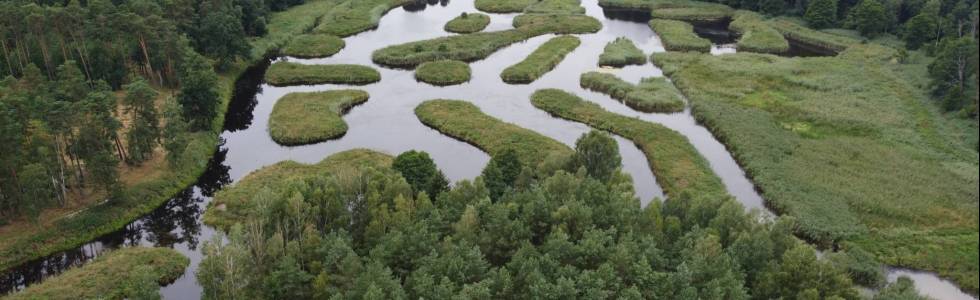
[579,72,685,112]
[501,35,581,84]
[268,90,369,145]
[598,37,647,67]
[845,0,890,37]
[415,60,472,86]
[281,34,346,58]
[729,11,790,54]
[444,12,491,33]
[649,19,711,53]
[474,0,535,13]
[803,0,838,29]
[313,0,411,37]
[393,150,449,197]
[264,62,381,86]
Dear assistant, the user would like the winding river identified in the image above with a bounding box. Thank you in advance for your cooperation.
[1,1,975,299]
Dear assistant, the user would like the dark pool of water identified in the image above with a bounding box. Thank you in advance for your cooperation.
[1,1,972,299]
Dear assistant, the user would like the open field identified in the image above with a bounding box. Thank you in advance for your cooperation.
[501,36,581,84]
[281,34,346,58]
[599,37,647,67]
[653,50,980,292]
[444,12,491,33]
[648,19,711,52]
[5,247,188,300]
[580,72,684,112]
[313,0,411,37]
[415,60,472,86]
[729,11,789,54]
[265,62,380,86]
[268,90,369,145]
[415,99,574,168]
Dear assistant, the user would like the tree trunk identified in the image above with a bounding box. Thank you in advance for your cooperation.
[1,40,15,76]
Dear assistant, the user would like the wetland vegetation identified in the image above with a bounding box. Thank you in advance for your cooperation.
[580,72,685,112]
[281,34,347,58]
[268,90,370,145]
[598,37,648,67]
[415,60,473,86]
[501,36,582,84]
[264,62,381,86]
[648,19,712,52]
[444,12,491,33]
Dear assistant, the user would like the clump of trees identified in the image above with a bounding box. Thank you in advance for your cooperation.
[197,131,864,299]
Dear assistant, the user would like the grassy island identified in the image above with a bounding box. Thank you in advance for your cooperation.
[580,72,685,113]
[444,12,491,33]
[265,62,380,86]
[728,11,789,54]
[649,19,711,52]
[313,0,411,37]
[268,90,370,145]
[501,36,581,84]
[599,37,647,67]
[474,0,535,13]
[281,34,346,58]
[415,60,472,86]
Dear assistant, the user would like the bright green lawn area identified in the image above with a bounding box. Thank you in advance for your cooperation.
[653,50,979,293]
[444,12,491,33]
[580,72,684,112]
[268,90,369,145]
[415,99,574,168]
[501,35,581,84]
[729,11,789,54]
[599,37,647,67]
[474,0,535,13]
[281,34,346,58]
[415,60,471,86]
[649,19,711,53]
[313,0,411,37]
[265,62,380,86]
[5,247,189,300]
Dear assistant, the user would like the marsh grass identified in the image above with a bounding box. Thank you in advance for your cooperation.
[281,34,346,58]
[580,72,684,112]
[415,99,574,167]
[524,0,587,14]
[415,60,472,86]
[265,62,380,86]
[530,89,726,199]
[501,36,581,84]
[268,90,369,145]
[444,12,491,33]
[769,18,859,54]
[511,14,603,34]
[649,1,733,25]
[475,0,535,13]
[649,19,711,52]
[729,11,789,54]
[313,0,411,37]
[250,0,346,58]
[6,247,189,300]
[599,37,647,67]
[597,0,656,10]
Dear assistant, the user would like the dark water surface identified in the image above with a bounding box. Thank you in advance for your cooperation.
[1,1,974,299]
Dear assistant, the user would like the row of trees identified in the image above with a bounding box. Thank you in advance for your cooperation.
[0,0,298,222]
[196,132,916,299]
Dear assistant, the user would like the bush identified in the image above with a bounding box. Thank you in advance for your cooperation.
[598,37,647,67]
[729,11,790,54]
[264,62,381,86]
[803,0,838,29]
[444,12,491,33]
[313,0,411,37]
[415,60,472,86]
[281,34,346,58]
[649,19,711,53]
[474,0,535,13]
[501,35,581,84]
[268,90,369,145]
[827,246,885,287]
[845,0,890,37]
[393,150,449,197]
[580,72,685,112]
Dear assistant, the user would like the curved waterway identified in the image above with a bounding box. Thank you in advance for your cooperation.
[1,1,974,299]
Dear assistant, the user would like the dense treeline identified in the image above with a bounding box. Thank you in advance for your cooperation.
[195,133,880,299]
[0,0,298,222]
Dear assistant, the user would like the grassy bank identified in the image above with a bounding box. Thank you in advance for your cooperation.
[530,89,726,199]
[652,51,979,292]
[415,99,573,168]
[599,37,647,67]
[768,19,858,54]
[415,60,471,86]
[474,0,535,13]
[249,0,346,58]
[650,1,733,25]
[204,150,393,230]
[501,35,581,84]
[5,247,188,299]
[264,62,380,86]
[269,90,369,145]
[597,0,655,10]
[649,19,711,52]
[580,72,685,113]
[729,11,789,54]
[444,12,491,33]
[372,15,600,68]
[281,34,346,58]
[313,0,411,37]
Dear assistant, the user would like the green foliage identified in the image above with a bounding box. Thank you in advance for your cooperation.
[281,34,346,58]
[571,131,622,182]
[845,0,891,37]
[753,244,860,299]
[194,0,253,70]
[580,72,685,113]
[769,19,860,53]
[597,0,657,10]
[928,37,978,112]
[444,12,491,33]
[826,247,885,287]
[264,62,381,86]
[250,0,348,58]
[874,276,930,300]
[268,90,369,145]
[393,150,450,198]
[6,247,189,300]
[415,99,574,170]
[650,2,734,24]
[510,14,604,34]
[474,0,535,13]
[481,149,523,200]
[313,0,411,37]
[523,0,587,14]
[123,80,161,164]
[901,13,938,50]
[729,11,790,54]
[598,37,647,67]
[804,0,838,29]
[501,35,581,84]
[178,49,222,131]
[649,19,712,53]
[414,60,472,86]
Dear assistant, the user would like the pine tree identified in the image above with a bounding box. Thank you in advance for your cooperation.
[177,48,220,131]
[847,0,891,37]
[123,80,161,164]
[805,0,838,29]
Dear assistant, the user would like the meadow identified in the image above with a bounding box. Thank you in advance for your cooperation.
[264,62,381,86]
[580,72,685,112]
[598,37,647,67]
[268,90,370,145]
[415,60,472,86]
[501,36,582,84]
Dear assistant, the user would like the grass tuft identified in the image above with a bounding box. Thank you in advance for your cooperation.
[281,34,346,58]
[415,60,472,86]
[598,37,647,67]
[649,19,711,53]
[268,90,369,145]
[264,62,380,86]
[501,35,581,84]
[580,72,685,113]
[444,12,491,34]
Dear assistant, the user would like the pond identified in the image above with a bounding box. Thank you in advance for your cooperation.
[1,1,974,299]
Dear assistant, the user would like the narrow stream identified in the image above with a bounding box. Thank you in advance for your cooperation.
[1,1,974,299]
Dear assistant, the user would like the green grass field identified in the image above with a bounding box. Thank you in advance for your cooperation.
[5,247,189,300]
[265,62,380,86]
[281,34,346,58]
[531,89,726,199]
[501,36,581,84]
[649,19,711,53]
[313,0,410,37]
[415,100,574,169]
[415,60,472,86]
[444,12,491,33]
[475,0,535,13]
[729,11,789,54]
[580,72,684,112]
[268,90,369,145]
[653,50,979,293]
[599,37,647,67]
